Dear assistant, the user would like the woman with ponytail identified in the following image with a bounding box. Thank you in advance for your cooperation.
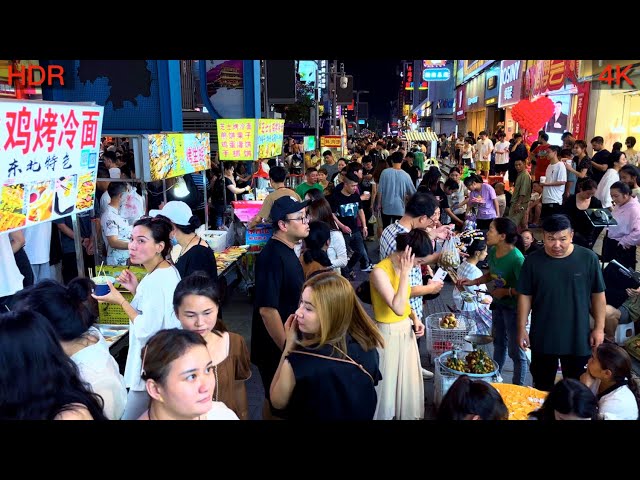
[457,217,527,385]
[92,214,181,419]
[300,221,335,279]
[149,201,218,282]
[13,278,127,419]
[581,343,640,420]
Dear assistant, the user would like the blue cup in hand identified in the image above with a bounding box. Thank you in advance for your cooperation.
[92,276,116,296]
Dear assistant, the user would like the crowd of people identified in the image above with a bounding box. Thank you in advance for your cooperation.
[1,129,640,421]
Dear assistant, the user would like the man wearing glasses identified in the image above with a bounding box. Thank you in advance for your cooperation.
[251,196,309,419]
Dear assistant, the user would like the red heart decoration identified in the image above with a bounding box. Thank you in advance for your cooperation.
[511,97,555,135]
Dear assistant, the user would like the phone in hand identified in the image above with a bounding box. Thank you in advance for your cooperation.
[432,268,448,282]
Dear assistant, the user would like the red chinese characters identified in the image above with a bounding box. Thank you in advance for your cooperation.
[81,111,100,148]
[58,110,79,149]
[32,107,59,153]
[4,106,32,154]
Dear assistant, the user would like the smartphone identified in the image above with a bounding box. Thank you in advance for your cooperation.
[432,268,448,282]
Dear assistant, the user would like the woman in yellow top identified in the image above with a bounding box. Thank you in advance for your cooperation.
[370,230,430,420]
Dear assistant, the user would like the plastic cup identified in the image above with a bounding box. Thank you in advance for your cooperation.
[92,276,116,296]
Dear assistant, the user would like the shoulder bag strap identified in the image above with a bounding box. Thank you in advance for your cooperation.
[289,347,374,383]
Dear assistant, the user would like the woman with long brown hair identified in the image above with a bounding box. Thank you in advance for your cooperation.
[270,273,383,419]
[307,198,347,272]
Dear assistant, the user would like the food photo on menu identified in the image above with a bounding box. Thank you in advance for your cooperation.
[0,183,27,232]
[76,172,96,211]
[27,179,54,223]
[54,175,78,216]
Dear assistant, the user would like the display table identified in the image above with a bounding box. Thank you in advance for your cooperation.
[490,383,548,420]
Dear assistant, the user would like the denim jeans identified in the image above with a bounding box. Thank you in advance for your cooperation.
[492,304,528,385]
[342,230,369,274]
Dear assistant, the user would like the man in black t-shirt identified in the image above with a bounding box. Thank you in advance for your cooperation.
[329,172,372,278]
[517,214,606,392]
[402,152,421,186]
[251,196,309,418]
[590,136,610,184]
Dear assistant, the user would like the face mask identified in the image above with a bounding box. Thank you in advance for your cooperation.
[170,236,179,247]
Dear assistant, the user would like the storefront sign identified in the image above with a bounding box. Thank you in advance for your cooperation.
[146,133,211,181]
[0,99,103,234]
[456,60,495,85]
[464,72,486,112]
[571,82,591,140]
[256,119,284,158]
[423,68,450,81]
[320,135,341,148]
[498,60,524,108]
[404,63,414,90]
[455,85,466,120]
[485,65,500,106]
[216,119,256,161]
[524,60,579,98]
[246,225,273,245]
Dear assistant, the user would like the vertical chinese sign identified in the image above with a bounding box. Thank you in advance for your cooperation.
[145,133,211,181]
[216,119,256,161]
[0,99,103,234]
[256,119,284,159]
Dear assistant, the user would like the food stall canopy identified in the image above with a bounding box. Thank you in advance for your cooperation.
[141,132,211,182]
[405,131,439,142]
[215,118,284,161]
[0,98,104,234]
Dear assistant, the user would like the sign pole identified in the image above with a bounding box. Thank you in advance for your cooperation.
[71,213,85,278]
[202,170,209,229]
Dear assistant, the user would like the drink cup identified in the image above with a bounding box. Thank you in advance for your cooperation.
[92,276,116,296]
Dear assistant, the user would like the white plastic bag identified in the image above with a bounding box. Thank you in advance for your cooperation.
[439,236,461,269]
[120,189,144,224]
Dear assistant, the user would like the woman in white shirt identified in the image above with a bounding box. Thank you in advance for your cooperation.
[137,329,238,420]
[581,343,640,420]
[13,278,127,420]
[595,152,627,209]
[93,216,181,420]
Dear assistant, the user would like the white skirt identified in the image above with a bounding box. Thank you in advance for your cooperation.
[374,318,425,420]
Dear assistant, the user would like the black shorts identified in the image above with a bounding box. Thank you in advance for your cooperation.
[495,163,509,174]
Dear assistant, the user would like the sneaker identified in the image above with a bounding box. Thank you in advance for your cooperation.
[421,368,434,379]
[361,264,374,273]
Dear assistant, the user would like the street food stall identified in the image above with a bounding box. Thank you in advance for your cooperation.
[215,118,283,290]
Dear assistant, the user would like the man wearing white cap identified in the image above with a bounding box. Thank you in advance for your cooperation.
[150,201,218,282]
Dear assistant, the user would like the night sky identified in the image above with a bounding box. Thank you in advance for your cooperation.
[340,59,401,126]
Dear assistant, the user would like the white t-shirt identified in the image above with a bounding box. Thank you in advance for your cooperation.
[23,222,52,265]
[494,141,510,165]
[450,182,468,215]
[101,205,132,266]
[595,169,620,209]
[125,265,182,391]
[477,138,494,162]
[72,327,127,420]
[0,233,24,298]
[541,161,567,205]
[589,379,639,420]
[206,401,240,420]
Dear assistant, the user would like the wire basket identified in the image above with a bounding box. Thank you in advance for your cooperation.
[425,312,472,359]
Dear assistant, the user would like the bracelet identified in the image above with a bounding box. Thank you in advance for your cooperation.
[508,287,513,297]
[120,299,127,308]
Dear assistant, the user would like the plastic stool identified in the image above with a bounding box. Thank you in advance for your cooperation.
[615,322,635,345]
